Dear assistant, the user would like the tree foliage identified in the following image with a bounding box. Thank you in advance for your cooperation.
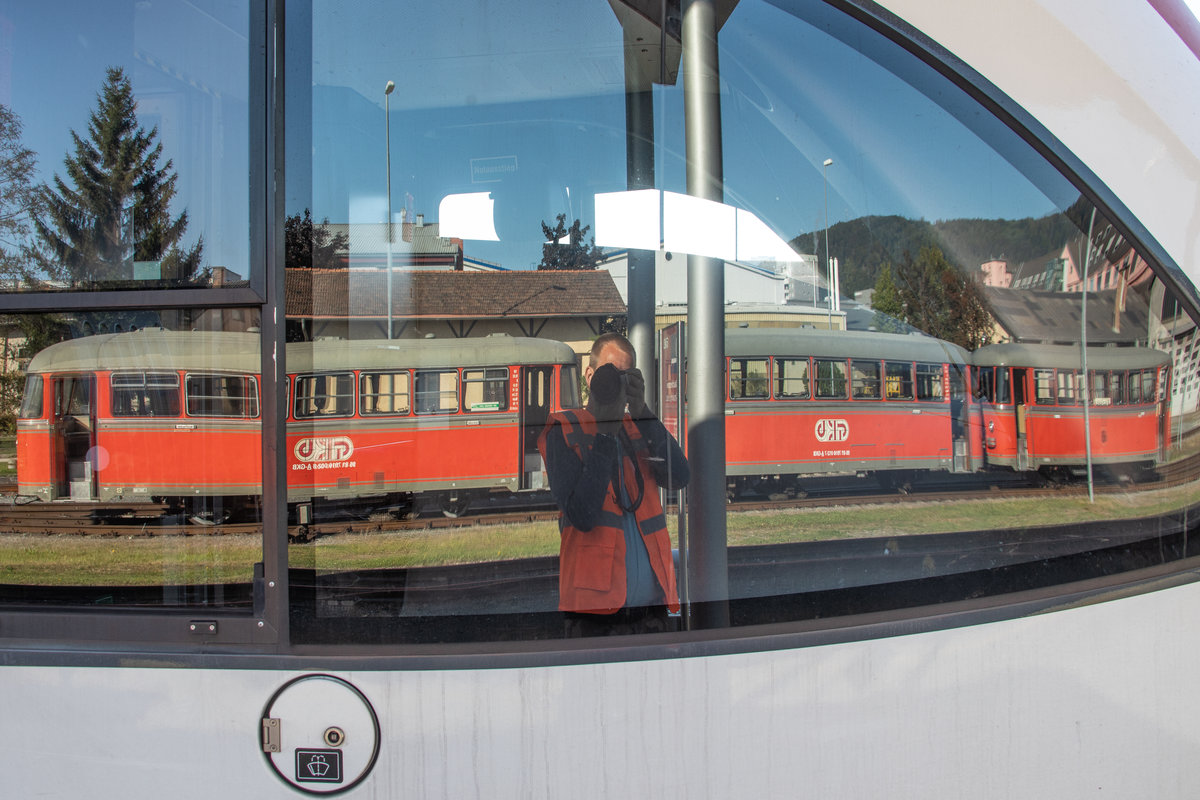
[870,264,905,332]
[537,214,604,270]
[792,213,1081,296]
[0,105,46,284]
[285,208,349,268]
[36,67,202,285]
[893,245,994,350]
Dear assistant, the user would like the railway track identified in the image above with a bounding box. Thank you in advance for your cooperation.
[1,452,1196,539]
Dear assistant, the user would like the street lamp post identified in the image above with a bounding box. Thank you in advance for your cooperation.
[823,157,833,330]
[385,80,395,339]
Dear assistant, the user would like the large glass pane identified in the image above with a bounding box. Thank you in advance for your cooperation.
[0,311,262,608]
[0,1,250,291]
[285,0,1200,643]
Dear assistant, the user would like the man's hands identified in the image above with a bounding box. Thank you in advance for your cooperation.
[624,368,648,419]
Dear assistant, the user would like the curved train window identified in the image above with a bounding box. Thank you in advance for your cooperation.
[295,373,355,418]
[915,363,945,401]
[360,371,411,415]
[185,375,259,418]
[814,359,848,399]
[277,0,1200,645]
[463,368,510,412]
[850,360,881,399]
[730,358,769,400]
[415,370,459,414]
[884,362,913,400]
[111,372,182,417]
[775,358,811,399]
[19,376,44,419]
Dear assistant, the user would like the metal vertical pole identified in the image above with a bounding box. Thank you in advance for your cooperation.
[1081,207,1095,503]
[384,81,395,340]
[624,23,657,411]
[683,0,729,628]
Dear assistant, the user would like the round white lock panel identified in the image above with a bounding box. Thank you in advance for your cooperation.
[261,674,380,794]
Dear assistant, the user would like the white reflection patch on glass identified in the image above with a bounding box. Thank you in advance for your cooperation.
[736,208,801,263]
[664,192,737,261]
[595,189,660,250]
[438,192,500,241]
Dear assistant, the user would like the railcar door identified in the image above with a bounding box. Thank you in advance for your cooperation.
[52,374,96,500]
[520,366,553,489]
[949,365,969,472]
[1012,368,1029,470]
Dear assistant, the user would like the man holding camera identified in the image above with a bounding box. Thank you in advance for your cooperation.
[538,332,689,636]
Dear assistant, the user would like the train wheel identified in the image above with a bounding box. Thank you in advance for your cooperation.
[440,494,472,518]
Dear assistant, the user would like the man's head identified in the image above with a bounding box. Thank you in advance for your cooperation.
[585,332,635,388]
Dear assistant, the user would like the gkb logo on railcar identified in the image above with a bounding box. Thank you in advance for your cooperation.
[294,436,355,463]
[814,418,849,443]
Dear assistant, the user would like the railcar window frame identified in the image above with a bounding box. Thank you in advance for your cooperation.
[884,361,914,400]
[110,371,183,418]
[850,359,882,400]
[774,357,811,400]
[814,358,848,400]
[294,372,356,419]
[730,357,770,400]
[360,370,412,416]
[184,373,261,418]
[1034,369,1057,405]
[18,375,44,420]
[914,362,945,402]
[414,369,460,415]
[462,367,510,413]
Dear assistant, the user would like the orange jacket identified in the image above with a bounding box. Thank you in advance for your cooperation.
[538,408,680,615]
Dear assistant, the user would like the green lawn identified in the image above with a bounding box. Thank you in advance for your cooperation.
[1,481,1196,586]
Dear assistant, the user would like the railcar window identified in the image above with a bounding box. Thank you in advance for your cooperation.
[0,2,251,293]
[275,0,1200,647]
[1,315,263,613]
[997,368,1012,405]
[463,368,510,412]
[885,362,914,400]
[915,363,945,401]
[415,370,459,414]
[560,365,581,409]
[360,372,411,415]
[975,366,994,402]
[185,375,259,418]
[850,360,881,399]
[730,358,769,400]
[775,358,811,399]
[814,359,848,399]
[1035,370,1057,405]
[18,376,44,419]
[1056,371,1079,406]
[1142,371,1157,403]
[111,372,182,417]
[1091,372,1111,406]
[295,374,355,418]
[1111,372,1126,405]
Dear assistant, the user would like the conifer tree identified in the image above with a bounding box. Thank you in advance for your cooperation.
[36,66,202,285]
[537,214,604,270]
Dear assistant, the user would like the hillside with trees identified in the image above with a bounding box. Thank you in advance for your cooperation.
[791,213,1080,295]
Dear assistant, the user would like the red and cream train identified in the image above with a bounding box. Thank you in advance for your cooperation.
[14,326,1172,518]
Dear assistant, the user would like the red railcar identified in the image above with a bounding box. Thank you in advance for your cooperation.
[16,330,580,519]
[719,329,977,496]
[971,343,1171,475]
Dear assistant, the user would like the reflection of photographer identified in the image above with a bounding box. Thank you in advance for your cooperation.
[538,332,689,637]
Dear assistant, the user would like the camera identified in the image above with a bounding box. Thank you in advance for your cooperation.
[590,363,627,407]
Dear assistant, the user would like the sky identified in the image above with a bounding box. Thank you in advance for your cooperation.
[3,0,1079,280]
[294,0,1067,272]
